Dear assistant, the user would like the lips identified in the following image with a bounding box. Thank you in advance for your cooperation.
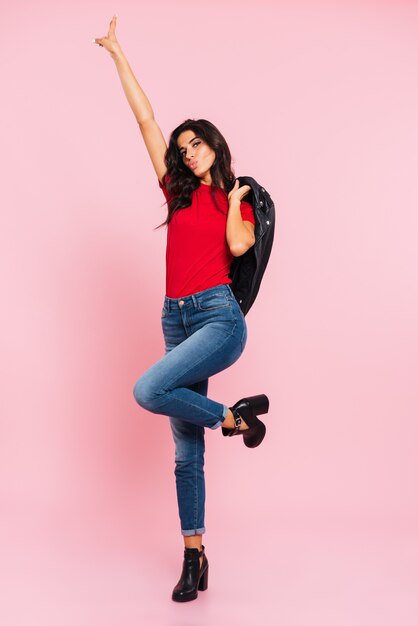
[189,161,198,169]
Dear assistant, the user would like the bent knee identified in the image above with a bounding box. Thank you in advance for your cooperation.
[133,375,162,410]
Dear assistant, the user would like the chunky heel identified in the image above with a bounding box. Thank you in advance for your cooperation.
[198,563,209,591]
[222,394,270,448]
[172,545,209,602]
[244,418,266,448]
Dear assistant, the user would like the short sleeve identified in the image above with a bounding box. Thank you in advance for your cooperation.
[240,199,256,225]
[158,173,173,203]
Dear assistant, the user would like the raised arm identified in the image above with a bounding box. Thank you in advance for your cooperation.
[93,15,168,183]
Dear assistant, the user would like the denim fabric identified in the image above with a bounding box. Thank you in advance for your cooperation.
[133,283,247,536]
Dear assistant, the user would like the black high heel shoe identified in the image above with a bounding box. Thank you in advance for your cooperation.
[171,545,209,602]
[222,394,269,448]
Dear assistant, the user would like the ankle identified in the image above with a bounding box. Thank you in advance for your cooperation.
[223,409,249,430]
[183,544,204,569]
[184,536,203,552]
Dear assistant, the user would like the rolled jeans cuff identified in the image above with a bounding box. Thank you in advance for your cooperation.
[181,527,206,536]
[210,404,229,430]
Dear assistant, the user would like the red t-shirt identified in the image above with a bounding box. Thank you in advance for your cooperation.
[158,175,255,298]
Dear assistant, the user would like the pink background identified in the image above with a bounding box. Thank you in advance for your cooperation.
[1,0,418,624]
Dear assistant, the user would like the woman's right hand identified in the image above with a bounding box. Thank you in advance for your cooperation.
[93,15,121,56]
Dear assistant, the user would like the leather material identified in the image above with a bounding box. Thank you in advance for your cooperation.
[222,394,269,448]
[228,177,276,316]
[221,407,246,438]
[172,545,209,602]
[243,419,266,448]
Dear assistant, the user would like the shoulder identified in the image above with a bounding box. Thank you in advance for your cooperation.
[158,172,171,188]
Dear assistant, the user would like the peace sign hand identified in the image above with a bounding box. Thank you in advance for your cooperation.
[93,15,121,56]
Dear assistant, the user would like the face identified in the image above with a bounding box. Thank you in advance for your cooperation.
[177,130,216,180]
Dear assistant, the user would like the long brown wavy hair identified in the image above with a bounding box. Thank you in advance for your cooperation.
[154,118,237,230]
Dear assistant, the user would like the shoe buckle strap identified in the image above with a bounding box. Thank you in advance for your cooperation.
[227,409,242,435]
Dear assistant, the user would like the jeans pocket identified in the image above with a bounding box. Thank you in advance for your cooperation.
[197,293,231,311]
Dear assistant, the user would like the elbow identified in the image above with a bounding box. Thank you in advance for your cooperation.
[230,237,255,257]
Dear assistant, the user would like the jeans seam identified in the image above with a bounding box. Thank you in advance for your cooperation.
[147,393,226,427]
[194,428,198,529]
[241,325,247,351]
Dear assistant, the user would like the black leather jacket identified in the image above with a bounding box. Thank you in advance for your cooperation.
[228,176,276,316]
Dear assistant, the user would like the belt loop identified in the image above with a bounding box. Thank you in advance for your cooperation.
[191,294,197,308]
[165,298,170,312]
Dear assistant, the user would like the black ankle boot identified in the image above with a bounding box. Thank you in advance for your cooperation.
[171,545,209,602]
[221,394,269,448]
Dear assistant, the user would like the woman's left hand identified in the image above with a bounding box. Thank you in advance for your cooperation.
[228,180,251,203]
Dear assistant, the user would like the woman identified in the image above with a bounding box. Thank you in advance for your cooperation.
[93,15,270,602]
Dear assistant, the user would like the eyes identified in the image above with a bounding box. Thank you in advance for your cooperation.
[180,140,201,158]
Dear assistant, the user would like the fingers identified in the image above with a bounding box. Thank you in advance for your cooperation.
[93,14,117,46]
[108,13,117,35]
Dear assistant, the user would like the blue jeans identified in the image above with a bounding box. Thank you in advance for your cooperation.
[133,283,247,536]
